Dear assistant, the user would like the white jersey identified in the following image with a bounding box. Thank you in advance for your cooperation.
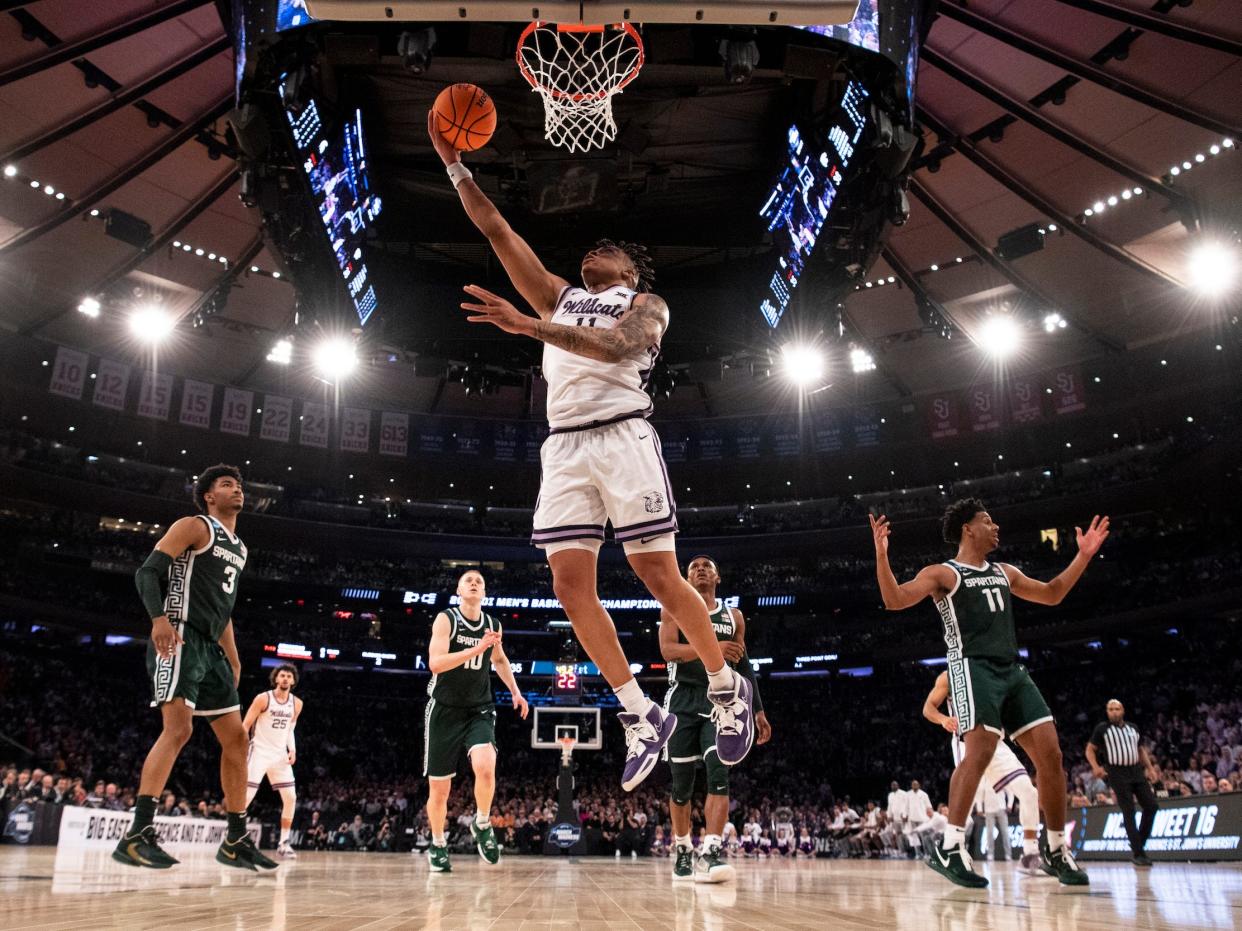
[252,690,296,755]
[542,285,658,430]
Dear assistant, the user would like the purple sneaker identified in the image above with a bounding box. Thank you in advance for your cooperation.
[619,703,677,792]
[708,670,754,765]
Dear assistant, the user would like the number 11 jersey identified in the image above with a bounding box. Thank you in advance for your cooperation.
[933,560,1018,663]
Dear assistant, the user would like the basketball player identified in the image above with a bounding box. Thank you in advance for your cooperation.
[871,499,1107,887]
[243,664,303,859]
[922,671,1045,875]
[424,569,528,872]
[113,464,276,871]
[660,555,771,883]
[429,114,754,791]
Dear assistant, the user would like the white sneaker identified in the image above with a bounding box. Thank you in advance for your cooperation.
[277,842,297,859]
[631,851,637,860]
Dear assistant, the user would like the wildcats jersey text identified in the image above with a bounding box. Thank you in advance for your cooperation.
[542,285,658,430]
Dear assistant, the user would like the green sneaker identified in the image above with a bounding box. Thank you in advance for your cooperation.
[428,844,452,872]
[471,822,500,865]
[1038,831,1058,877]
[927,841,988,889]
[111,825,178,869]
[694,845,735,884]
[672,844,694,881]
[217,834,279,871]
[1047,846,1089,885]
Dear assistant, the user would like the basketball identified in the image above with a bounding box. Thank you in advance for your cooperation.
[432,83,496,152]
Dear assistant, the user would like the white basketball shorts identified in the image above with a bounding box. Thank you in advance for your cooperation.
[951,734,1028,792]
[532,413,678,554]
[247,745,295,791]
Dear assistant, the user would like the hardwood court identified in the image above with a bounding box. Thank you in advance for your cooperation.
[2,846,1239,930]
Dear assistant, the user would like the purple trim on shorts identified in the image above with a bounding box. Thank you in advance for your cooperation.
[531,523,606,544]
[993,769,1027,792]
[614,518,679,542]
[270,782,296,789]
[547,410,649,435]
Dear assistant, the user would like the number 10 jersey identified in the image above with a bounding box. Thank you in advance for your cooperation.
[427,607,500,707]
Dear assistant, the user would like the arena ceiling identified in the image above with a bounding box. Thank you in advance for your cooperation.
[0,0,1238,422]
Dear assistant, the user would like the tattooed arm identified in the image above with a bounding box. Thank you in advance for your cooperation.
[461,285,668,363]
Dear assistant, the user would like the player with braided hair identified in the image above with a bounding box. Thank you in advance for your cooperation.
[429,113,755,793]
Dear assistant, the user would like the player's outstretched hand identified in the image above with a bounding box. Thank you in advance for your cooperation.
[151,615,183,659]
[427,109,461,167]
[513,692,529,720]
[869,513,891,556]
[1076,515,1110,557]
[461,285,532,335]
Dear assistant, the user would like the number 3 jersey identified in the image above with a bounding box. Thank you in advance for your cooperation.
[932,560,1019,663]
[427,607,500,707]
[165,514,247,641]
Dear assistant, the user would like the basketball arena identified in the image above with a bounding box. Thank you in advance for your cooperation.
[1,1,1240,928]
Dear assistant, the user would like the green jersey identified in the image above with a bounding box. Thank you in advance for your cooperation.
[428,607,500,707]
[667,597,737,689]
[166,514,246,641]
[933,560,1018,663]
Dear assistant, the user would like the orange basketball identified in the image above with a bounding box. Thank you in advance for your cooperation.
[432,83,496,152]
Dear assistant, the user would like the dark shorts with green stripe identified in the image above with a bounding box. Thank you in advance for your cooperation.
[948,656,1052,740]
[664,686,729,797]
[147,622,240,721]
[423,700,496,779]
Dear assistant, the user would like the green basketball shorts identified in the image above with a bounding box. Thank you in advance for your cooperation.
[947,656,1052,740]
[147,622,239,721]
[423,700,496,779]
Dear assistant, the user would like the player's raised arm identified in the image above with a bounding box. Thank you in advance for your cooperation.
[428,111,567,317]
[658,608,702,664]
[922,672,957,733]
[870,514,954,611]
[1001,515,1110,606]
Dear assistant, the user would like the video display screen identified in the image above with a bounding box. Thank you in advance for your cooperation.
[757,80,869,328]
[797,0,881,53]
[276,0,318,31]
[285,94,383,326]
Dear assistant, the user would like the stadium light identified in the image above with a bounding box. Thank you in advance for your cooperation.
[849,346,876,373]
[267,338,293,365]
[780,344,825,386]
[313,336,357,379]
[976,314,1022,359]
[77,297,101,318]
[1042,312,1067,333]
[1186,240,1238,297]
[129,305,174,343]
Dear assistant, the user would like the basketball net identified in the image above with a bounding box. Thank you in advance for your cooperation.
[517,22,644,154]
[557,735,577,764]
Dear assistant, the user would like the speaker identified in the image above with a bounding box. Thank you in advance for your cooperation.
[104,209,152,248]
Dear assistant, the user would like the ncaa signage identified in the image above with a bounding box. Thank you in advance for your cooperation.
[550,822,582,849]
[1071,792,1242,861]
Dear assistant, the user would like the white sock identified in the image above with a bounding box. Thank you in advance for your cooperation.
[1047,829,1064,852]
[942,825,965,850]
[706,665,734,692]
[1024,837,1038,855]
[704,833,722,851]
[675,834,691,851]
[280,828,291,844]
[613,678,650,716]
[432,833,446,847]
[475,811,489,828]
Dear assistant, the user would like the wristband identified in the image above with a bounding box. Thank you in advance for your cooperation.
[446,162,472,188]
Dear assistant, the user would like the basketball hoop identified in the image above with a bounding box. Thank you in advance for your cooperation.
[516,21,645,154]
[557,734,578,763]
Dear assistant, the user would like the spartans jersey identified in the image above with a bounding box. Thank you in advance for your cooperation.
[542,285,659,429]
[166,514,246,641]
[252,690,296,754]
[427,607,500,707]
[667,598,736,690]
[933,560,1018,663]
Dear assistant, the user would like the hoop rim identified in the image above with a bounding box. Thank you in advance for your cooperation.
[516,20,645,103]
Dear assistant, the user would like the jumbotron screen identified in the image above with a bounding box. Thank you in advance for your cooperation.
[757,80,869,328]
[796,0,881,53]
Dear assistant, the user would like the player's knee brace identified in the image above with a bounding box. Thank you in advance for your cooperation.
[704,752,729,797]
[670,761,697,806]
[279,787,297,820]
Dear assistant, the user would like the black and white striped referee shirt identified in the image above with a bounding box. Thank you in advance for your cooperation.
[1089,721,1143,767]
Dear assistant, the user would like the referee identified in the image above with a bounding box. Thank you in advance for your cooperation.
[1086,699,1160,866]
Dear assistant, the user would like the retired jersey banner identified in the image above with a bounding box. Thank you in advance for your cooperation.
[812,411,843,453]
[48,346,89,400]
[299,401,329,448]
[259,395,293,442]
[1008,376,1043,424]
[219,387,254,437]
[379,412,409,457]
[340,407,371,453]
[967,383,1001,432]
[1050,367,1087,415]
[137,371,174,421]
[179,379,214,429]
[927,395,960,439]
[91,358,130,411]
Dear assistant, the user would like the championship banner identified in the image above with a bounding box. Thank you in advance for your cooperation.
[56,807,259,850]
[967,383,1001,433]
[416,417,445,455]
[340,407,372,453]
[811,411,843,454]
[660,423,688,464]
[853,409,880,447]
[771,416,801,457]
[136,371,174,421]
[927,395,959,439]
[179,379,214,429]
[695,425,724,461]
[453,420,482,456]
[379,412,409,457]
[734,419,762,459]
[492,422,518,463]
[1050,366,1087,415]
[524,423,548,464]
[1008,376,1043,424]
[1070,792,1242,862]
[91,358,130,411]
[299,401,329,449]
[219,387,254,437]
[260,395,293,443]
[48,346,88,400]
